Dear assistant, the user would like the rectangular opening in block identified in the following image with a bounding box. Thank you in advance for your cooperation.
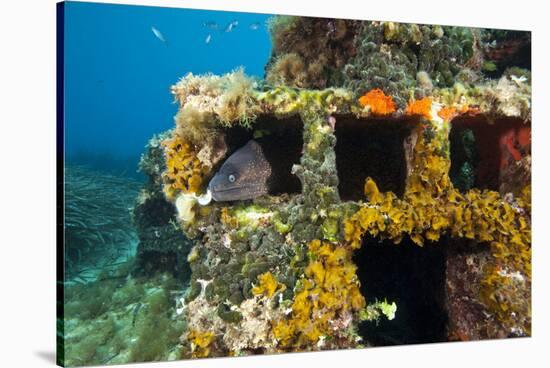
[449,116,531,194]
[353,236,448,346]
[212,115,304,198]
[334,115,416,201]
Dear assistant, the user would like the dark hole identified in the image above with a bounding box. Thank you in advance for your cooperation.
[449,116,531,193]
[353,235,448,346]
[134,192,176,228]
[134,250,191,281]
[334,115,415,201]
[218,115,303,196]
[483,31,531,77]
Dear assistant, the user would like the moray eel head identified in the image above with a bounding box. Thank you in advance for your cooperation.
[208,140,272,201]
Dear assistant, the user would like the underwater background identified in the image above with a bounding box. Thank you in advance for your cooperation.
[61,3,274,365]
[64,1,272,177]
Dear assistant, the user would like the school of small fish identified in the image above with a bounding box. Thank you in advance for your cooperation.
[224,20,239,33]
[151,19,263,46]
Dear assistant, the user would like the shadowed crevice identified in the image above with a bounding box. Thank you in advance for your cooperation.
[334,115,415,201]
[353,235,448,346]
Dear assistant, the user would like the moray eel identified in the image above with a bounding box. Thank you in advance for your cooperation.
[208,140,272,201]
[207,137,302,201]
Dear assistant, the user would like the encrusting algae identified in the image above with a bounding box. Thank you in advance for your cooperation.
[252,272,286,298]
[162,135,208,199]
[187,330,216,358]
[358,88,396,116]
[405,97,433,120]
[272,240,365,350]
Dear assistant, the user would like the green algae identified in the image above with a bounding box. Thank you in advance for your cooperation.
[62,264,186,366]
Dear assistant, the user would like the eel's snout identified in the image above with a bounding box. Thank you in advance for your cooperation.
[207,173,224,201]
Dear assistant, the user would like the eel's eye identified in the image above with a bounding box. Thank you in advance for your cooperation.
[228,174,236,183]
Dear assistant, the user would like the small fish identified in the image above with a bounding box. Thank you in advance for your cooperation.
[132,302,143,327]
[224,20,239,33]
[208,140,271,201]
[203,21,219,30]
[205,34,212,44]
[249,22,261,30]
[102,352,119,364]
[151,26,166,43]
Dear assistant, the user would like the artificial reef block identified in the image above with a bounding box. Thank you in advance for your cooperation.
[142,67,531,357]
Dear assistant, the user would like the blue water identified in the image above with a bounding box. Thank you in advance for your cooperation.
[63,1,273,176]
